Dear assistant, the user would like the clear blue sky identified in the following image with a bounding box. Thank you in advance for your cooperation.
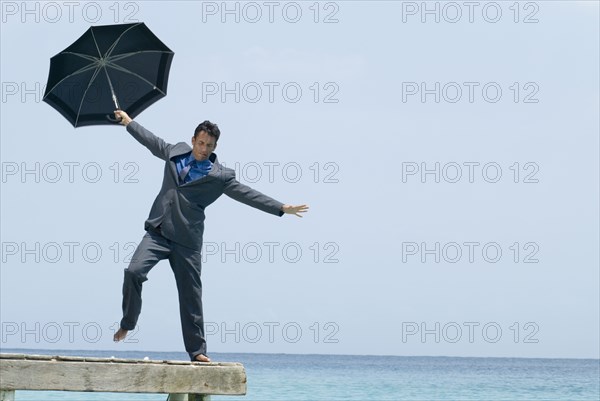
[1,1,598,359]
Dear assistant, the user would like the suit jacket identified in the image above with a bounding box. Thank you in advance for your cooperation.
[127,121,284,251]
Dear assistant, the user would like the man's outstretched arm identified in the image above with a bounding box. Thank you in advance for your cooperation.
[223,175,308,218]
[114,110,174,161]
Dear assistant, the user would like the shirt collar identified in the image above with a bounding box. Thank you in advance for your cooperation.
[186,152,213,167]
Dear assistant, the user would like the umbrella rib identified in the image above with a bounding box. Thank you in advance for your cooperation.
[104,23,143,59]
[90,28,104,59]
[106,62,168,95]
[108,50,174,63]
[43,63,100,98]
[60,51,99,63]
[73,66,103,126]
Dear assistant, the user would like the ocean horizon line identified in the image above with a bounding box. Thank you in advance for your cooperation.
[2,347,598,362]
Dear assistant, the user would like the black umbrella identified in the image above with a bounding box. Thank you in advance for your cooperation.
[43,22,174,127]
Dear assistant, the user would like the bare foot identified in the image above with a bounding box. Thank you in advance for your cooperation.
[113,328,128,342]
[194,354,211,362]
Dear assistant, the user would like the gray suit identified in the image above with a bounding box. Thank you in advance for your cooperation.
[120,121,284,360]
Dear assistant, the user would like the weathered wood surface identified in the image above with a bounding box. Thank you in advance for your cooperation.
[0,353,246,395]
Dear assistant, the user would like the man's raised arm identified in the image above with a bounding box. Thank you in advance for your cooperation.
[114,110,174,161]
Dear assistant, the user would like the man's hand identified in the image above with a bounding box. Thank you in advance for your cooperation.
[282,204,309,217]
[114,110,132,126]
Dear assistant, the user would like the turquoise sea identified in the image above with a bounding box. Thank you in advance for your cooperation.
[1,348,599,400]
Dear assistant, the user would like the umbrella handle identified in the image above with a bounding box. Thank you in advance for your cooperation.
[106,113,122,124]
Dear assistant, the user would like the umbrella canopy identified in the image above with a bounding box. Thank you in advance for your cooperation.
[43,22,174,127]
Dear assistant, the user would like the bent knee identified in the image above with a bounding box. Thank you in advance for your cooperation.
[124,268,148,283]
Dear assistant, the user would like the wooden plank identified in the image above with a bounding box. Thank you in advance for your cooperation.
[0,354,246,395]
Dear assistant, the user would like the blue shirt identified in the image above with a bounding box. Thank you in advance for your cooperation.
[175,152,213,184]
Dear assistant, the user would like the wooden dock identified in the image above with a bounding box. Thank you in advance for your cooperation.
[0,353,246,401]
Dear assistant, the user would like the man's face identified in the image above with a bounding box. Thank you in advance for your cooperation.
[191,131,217,161]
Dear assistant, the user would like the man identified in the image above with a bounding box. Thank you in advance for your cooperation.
[112,110,308,362]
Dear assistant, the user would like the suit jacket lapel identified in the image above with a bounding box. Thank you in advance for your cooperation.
[169,143,192,182]
[177,152,221,186]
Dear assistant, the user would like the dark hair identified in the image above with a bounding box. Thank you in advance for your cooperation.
[194,120,220,142]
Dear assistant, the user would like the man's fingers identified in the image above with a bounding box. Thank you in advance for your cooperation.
[283,204,308,216]
[294,206,309,217]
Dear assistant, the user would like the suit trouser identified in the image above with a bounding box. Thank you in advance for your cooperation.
[120,229,206,360]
